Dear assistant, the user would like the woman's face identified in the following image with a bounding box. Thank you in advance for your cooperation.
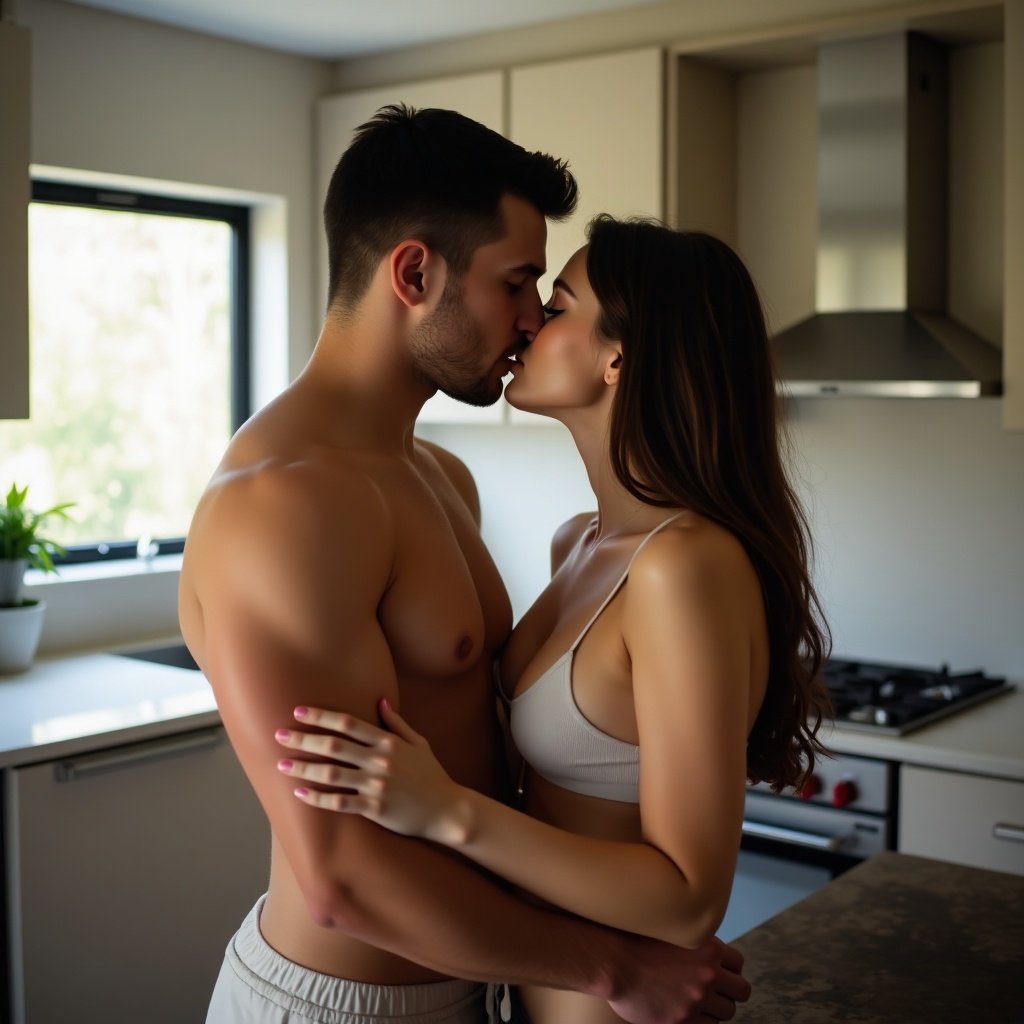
[503,245,619,416]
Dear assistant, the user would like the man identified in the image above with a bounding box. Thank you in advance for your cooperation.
[181,105,750,1024]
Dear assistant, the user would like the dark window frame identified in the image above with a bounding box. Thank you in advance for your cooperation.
[30,180,251,564]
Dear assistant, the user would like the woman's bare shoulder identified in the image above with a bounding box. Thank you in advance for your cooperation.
[630,513,757,597]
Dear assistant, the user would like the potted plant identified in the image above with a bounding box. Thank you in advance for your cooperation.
[0,483,74,673]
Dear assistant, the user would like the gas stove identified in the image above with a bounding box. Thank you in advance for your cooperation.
[822,658,1013,735]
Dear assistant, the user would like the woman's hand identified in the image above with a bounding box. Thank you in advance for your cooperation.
[274,700,471,845]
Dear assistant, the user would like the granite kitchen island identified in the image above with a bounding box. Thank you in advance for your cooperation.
[733,851,1024,1022]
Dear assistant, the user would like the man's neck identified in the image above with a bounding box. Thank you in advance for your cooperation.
[296,316,434,455]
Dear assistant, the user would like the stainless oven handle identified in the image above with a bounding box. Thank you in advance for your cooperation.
[742,819,845,852]
[992,823,1024,844]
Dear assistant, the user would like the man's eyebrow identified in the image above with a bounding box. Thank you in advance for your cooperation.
[552,277,577,298]
[508,262,545,278]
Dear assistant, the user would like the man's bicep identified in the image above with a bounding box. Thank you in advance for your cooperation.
[210,595,399,763]
[201,465,399,760]
[207,594,399,911]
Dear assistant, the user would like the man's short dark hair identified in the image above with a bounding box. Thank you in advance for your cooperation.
[323,104,578,313]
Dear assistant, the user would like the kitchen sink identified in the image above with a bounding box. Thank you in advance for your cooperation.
[114,643,201,671]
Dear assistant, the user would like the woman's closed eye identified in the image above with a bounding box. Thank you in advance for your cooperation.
[542,304,565,319]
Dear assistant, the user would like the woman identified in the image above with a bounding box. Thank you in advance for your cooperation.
[275,215,832,1023]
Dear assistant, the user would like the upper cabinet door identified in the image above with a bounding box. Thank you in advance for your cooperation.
[509,47,664,426]
[0,23,31,420]
[510,47,664,297]
[316,72,506,425]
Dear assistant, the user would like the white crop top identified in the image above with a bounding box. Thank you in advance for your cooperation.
[500,514,683,804]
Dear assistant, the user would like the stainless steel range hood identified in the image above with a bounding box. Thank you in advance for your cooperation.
[773,33,1002,398]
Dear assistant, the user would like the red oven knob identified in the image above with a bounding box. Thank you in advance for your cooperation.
[832,779,859,808]
[798,775,822,801]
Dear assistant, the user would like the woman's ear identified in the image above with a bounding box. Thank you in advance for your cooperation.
[603,344,623,386]
[390,241,445,309]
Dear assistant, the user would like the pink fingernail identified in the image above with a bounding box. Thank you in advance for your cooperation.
[380,697,392,711]
[275,729,290,741]
[278,759,293,772]
[294,787,309,798]
[294,706,309,718]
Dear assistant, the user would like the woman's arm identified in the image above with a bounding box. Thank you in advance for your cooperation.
[277,522,762,949]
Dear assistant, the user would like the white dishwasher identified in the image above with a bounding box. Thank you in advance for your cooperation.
[4,725,269,1024]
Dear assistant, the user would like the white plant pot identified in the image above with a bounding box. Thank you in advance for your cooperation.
[0,599,46,674]
[0,558,28,606]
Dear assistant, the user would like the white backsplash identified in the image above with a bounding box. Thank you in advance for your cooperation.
[420,397,1024,679]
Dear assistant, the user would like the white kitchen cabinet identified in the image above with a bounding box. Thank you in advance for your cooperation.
[316,72,506,425]
[509,46,664,296]
[0,22,31,420]
[898,763,1024,877]
[508,47,664,427]
[4,725,270,1023]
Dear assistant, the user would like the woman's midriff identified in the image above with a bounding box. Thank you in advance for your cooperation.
[516,768,645,1024]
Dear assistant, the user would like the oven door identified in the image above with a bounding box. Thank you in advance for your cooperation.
[718,790,890,941]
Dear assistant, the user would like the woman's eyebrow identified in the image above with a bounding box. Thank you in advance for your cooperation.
[553,277,577,298]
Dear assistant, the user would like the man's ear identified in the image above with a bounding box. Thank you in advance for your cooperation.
[390,241,446,309]
[603,343,623,386]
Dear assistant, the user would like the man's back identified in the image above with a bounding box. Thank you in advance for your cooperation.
[180,376,513,983]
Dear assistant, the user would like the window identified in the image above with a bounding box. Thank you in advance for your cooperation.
[0,182,250,562]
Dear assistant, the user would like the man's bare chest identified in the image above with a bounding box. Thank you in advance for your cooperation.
[374,468,511,681]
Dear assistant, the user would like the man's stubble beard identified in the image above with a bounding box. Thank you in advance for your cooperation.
[408,276,505,408]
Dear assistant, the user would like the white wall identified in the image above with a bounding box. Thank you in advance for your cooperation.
[786,399,1024,678]
[423,401,1024,680]
[16,0,333,653]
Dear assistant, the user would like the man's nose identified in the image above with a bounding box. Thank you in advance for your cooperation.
[517,288,544,341]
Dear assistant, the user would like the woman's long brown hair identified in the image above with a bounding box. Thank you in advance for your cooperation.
[586,215,832,790]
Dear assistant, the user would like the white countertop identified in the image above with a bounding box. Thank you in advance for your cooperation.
[1,648,1021,780]
[0,648,219,769]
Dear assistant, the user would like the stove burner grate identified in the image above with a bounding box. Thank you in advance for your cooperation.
[821,659,1011,734]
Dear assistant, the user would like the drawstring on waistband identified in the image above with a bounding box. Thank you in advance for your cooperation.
[485,983,512,1023]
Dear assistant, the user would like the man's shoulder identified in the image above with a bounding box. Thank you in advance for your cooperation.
[185,451,395,600]
[413,437,480,526]
[414,437,474,484]
[203,452,388,533]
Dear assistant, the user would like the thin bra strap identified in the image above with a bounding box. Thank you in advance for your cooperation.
[568,512,685,652]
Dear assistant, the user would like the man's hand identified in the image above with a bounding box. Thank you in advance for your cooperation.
[609,935,750,1024]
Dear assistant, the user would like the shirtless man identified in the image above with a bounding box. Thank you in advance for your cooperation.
[181,105,750,1024]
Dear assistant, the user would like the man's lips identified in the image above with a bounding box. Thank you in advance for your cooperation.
[503,340,529,367]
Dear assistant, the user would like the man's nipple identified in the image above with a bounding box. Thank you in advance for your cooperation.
[456,635,475,661]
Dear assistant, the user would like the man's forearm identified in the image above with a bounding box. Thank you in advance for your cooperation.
[317,824,752,1024]
[318,819,623,997]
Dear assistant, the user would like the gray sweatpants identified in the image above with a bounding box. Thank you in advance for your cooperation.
[207,896,487,1023]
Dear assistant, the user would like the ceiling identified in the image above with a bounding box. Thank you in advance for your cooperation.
[61,0,663,60]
